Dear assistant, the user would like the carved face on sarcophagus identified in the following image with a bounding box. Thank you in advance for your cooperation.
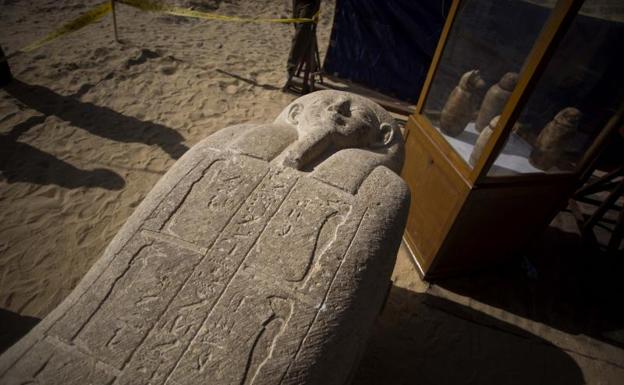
[278,91,396,162]
[274,91,401,173]
[0,91,410,385]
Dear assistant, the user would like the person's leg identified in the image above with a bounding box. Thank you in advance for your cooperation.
[286,24,307,77]
[285,0,320,82]
[0,45,12,87]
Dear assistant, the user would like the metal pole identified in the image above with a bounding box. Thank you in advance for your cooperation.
[111,0,120,42]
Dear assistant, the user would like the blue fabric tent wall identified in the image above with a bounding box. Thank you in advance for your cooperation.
[323,0,451,103]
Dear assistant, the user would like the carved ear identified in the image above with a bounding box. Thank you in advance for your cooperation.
[287,103,303,125]
[372,123,394,148]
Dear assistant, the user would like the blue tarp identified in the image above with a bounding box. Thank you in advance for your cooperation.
[323,0,451,103]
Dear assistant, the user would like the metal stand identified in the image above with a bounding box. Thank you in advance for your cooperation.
[570,165,624,253]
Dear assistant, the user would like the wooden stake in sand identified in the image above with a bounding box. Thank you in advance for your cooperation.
[111,0,120,42]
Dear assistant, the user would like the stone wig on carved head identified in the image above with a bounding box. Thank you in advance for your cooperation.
[274,90,404,174]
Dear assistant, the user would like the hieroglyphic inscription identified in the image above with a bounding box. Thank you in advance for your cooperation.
[165,184,365,385]
[12,168,367,385]
[162,156,269,248]
[53,158,268,367]
[49,234,154,343]
[116,168,298,385]
[246,178,351,283]
[142,156,222,231]
[165,270,316,385]
[240,297,291,385]
[2,338,115,385]
[277,210,370,385]
[48,156,227,343]
[177,294,294,385]
[74,238,206,369]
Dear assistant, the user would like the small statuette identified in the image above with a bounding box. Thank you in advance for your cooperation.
[440,69,485,137]
[530,107,582,170]
[470,116,499,166]
[475,72,518,132]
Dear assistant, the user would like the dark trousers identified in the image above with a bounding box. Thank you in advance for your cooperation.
[0,45,12,87]
[286,0,321,76]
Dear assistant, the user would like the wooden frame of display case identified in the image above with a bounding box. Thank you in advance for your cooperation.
[401,0,623,279]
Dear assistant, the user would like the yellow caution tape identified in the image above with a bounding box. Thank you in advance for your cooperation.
[20,2,113,54]
[1,2,111,63]
[118,0,319,24]
[1,0,317,64]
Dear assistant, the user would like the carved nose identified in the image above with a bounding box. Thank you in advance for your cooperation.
[328,98,351,117]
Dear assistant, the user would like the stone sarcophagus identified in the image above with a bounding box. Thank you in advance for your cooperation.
[0,90,409,385]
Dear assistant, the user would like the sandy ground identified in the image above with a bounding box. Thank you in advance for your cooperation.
[2,1,624,384]
[0,0,336,317]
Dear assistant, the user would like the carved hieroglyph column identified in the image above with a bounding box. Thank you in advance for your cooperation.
[0,90,410,385]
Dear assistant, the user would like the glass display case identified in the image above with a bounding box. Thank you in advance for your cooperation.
[487,0,624,176]
[422,0,551,172]
[401,0,624,278]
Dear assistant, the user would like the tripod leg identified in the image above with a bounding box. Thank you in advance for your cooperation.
[302,51,311,93]
[295,56,305,78]
[311,24,323,84]
[0,45,12,87]
[608,205,624,252]
[314,37,323,83]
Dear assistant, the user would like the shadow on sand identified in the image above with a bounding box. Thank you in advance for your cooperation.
[0,308,39,355]
[0,138,126,190]
[216,69,281,91]
[4,79,189,159]
[0,98,125,190]
[1,78,192,189]
[434,226,624,350]
[353,287,584,385]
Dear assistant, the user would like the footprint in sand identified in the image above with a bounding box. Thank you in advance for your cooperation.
[91,47,110,59]
[216,78,240,95]
[125,48,161,68]
[160,65,177,75]
[189,110,204,122]
[224,84,239,95]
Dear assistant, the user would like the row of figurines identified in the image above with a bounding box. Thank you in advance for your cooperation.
[440,69,582,170]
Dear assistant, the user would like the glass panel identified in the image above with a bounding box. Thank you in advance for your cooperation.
[422,0,553,169]
[487,0,624,176]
